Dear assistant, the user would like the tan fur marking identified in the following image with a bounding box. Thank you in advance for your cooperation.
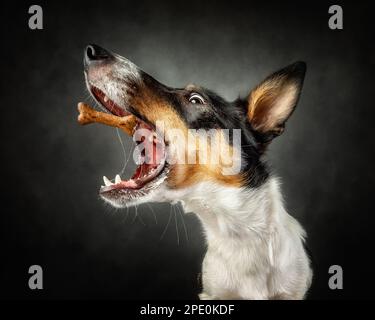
[248,76,298,133]
[129,87,244,189]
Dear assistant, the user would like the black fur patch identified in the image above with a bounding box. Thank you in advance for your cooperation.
[140,72,270,189]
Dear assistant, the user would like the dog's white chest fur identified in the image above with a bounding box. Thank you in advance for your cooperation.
[175,177,312,300]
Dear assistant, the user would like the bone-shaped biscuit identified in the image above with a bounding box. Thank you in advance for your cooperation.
[77,102,137,136]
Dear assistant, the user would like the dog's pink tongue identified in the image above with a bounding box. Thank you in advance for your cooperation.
[119,179,138,188]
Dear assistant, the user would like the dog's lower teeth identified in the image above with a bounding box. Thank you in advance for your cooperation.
[103,176,113,186]
[115,174,121,184]
[104,95,109,103]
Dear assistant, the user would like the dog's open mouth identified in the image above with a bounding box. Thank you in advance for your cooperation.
[90,86,168,198]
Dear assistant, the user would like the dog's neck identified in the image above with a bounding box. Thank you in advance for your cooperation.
[177,177,310,299]
[174,177,296,251]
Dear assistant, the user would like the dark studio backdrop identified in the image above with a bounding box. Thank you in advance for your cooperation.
[0,0,374,300]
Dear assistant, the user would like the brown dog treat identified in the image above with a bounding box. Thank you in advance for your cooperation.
[77,102,137,136]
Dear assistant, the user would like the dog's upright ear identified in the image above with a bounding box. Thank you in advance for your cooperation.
[247,61,306,142]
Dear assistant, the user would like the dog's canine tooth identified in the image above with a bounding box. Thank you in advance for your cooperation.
[103,176,113,186]
[115,174,121,184]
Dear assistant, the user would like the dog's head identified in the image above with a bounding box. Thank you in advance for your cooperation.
[84,44,306,208]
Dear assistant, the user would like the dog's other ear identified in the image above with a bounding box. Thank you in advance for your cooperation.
[247,61,306,141]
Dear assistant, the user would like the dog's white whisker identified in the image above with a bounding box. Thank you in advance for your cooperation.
[131,205,138,224]
[146,203,158,225]
[122,206,129,224]
[137,205,146,226]
[160,205,173,241]
[176,203,188,242]
[173,205,180,246]
[116,129,134,177]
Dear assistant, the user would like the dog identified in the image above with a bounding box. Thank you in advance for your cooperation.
[83,44,312,300]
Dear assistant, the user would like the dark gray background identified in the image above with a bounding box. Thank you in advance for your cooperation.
[1,0,374,299]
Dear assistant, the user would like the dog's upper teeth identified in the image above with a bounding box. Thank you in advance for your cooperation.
[104,95,109,103]
[103,176,113,186]
[115,174,121,184]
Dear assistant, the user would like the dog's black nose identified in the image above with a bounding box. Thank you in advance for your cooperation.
[84,44,111,66]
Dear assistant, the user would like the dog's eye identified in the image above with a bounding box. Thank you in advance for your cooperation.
[189,93,205,104]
